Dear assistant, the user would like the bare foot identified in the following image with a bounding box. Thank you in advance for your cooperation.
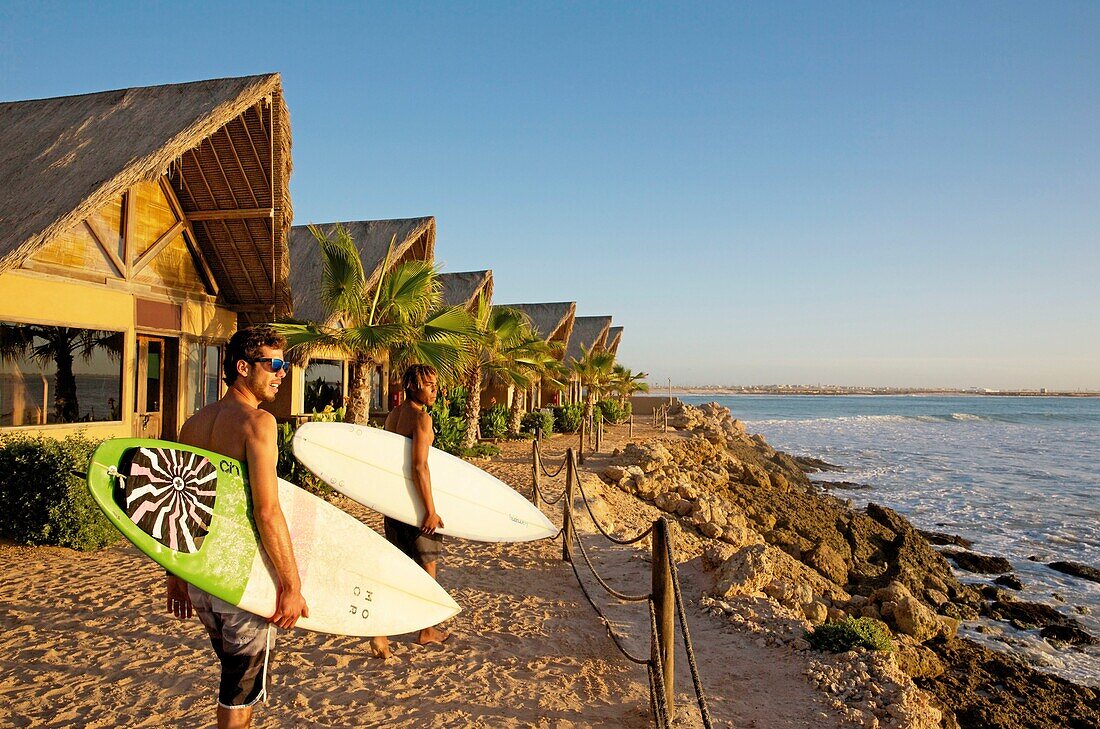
[416,626,450,646]
[369,636,392,659]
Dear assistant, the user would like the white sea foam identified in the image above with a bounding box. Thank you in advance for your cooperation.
[685,394,1100,685]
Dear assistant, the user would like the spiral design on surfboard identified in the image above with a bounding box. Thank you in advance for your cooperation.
[125,447,217,553]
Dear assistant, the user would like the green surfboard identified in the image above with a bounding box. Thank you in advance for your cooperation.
[86,438,460,636]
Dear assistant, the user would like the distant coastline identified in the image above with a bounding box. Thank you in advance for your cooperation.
[656,386,1100,397]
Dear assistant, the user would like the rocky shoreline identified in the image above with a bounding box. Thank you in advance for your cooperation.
[596,401,1099,728]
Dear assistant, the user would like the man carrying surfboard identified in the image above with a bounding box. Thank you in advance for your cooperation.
[168,325,308,729]
[371,363,450,658]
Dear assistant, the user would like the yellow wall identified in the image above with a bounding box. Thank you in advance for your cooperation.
[1,177,242,440]
[0,272,136,439]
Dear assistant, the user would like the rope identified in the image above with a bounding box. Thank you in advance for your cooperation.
[648,599,672,728]
[538,450,568,478]
[570,454,655,545]
[666,543,714,728]
[572,529,651,602]
[565,530,652,666]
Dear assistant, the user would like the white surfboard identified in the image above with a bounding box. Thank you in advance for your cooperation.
[88,438,459,637]
[251,478,461,635]
[293,422,557,542]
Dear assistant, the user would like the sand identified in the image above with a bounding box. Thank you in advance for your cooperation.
[0,420,849,728]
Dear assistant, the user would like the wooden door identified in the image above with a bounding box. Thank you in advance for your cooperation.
[133,336,165,438]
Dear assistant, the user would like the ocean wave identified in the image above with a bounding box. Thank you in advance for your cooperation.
[749,412,1100,427]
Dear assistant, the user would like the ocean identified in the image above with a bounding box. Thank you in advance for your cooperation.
[680,394,1100,686]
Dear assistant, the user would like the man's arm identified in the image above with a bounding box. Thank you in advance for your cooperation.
[246,413,309,629]
[411,411,443,535]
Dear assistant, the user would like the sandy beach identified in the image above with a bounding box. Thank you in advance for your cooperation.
[0,419,862,728]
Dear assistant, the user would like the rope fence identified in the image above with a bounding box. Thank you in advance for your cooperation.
[530,438,713,729]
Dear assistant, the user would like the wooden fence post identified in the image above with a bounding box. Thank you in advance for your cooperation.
[531,440,541,511]
[562,449,576,563]
[578,416,586,465]
[651,517,675,714]
[629,413,634,439]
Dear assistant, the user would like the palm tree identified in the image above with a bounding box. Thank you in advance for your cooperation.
[610,364,649,406]
[458,297,528,449]
[272,225,476,424]
[501,336,563,435]
[570,344,616,423]
[0,324,123,423]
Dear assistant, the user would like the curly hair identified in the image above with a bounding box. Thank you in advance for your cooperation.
[402,364,438,396]
[223,325,288,386]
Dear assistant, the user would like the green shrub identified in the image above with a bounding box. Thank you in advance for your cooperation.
[277,423,335,498]
[446,387,468,418]
[521,410,555,437]
[428,396,468,455]
[309,404,345,423]
[806,616,894,653]
[553,404,583,433]
[459,442,501,459]
[596,399,631,424]
[0,432,118,550]
[478,404,509,440]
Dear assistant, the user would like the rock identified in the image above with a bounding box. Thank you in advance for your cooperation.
[941,549,1013,575]
[714,544,775,597]
[803,600,829,625]
[993,574,1024,590]
[989,599,1095,643]
[918,530,973,549]
[741,463,771,489]
[924,589,951,607]
[702,542,738,571]
[936,614,960,640]
[793,455,843,473]
[893,596,941,641]
[677,483,700,500]
[699,522,723,539]
[601,465,627,482]
[1040,623,1097,647]
[893,643,945,679]
[805,542,849,585]
[1047,560,1100,584]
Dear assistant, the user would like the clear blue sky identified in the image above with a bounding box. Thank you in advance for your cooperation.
[3,2,1098,389]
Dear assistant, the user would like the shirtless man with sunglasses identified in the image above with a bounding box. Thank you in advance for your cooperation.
[168,325,307,729]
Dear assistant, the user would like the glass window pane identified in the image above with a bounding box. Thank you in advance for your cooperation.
[204,346,221,406]
[0,322,124,426]
[303,359,343,414]
[186,342,202,417]
[146,341,161,412]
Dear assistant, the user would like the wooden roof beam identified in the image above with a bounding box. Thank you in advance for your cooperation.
[186,207,274,221]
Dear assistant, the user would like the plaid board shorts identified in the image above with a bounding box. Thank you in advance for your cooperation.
[188,584,275,709]
[383,515,443,567]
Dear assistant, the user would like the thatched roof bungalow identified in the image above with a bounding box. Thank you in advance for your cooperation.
[563,315,613,404]
[492,301,576,407]
[0,73,292,439]
[565,316,613,363]
[439,270,493,311]
[606,326,623,357]
[272,217,436,419]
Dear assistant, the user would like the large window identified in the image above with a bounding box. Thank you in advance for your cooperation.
[186,343,222,417]
[303,359,344,414]
[0,322,124,427]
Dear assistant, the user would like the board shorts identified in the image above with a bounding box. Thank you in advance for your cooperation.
[188,584,275,709]
[384,515,443,568]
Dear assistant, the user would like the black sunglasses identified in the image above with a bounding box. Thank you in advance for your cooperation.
[247,357,291,373]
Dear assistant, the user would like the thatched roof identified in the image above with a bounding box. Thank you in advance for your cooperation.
[566,316,613,362]
[0,74,293,321]
[606,326,623,356]
[439,270,493,309]
[288,217,436,324]
[499,301,576,346]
